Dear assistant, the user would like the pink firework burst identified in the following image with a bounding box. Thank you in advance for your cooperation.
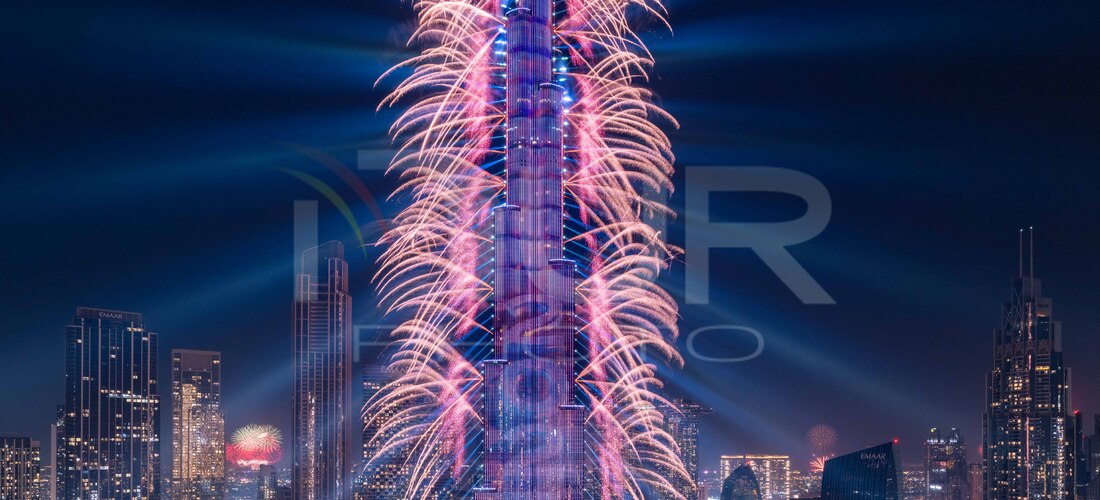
[810,456,829,474]
[226,424,283,469]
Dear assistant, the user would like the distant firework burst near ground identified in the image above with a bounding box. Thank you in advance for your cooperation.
[227,424,283,469]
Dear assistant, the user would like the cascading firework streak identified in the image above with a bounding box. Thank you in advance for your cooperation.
[368,0,685,498]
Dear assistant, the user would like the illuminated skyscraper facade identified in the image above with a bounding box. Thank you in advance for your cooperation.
[477,1,584,497]
[661,399,712,499]
[356,366,408,500]
[171,349,225,499]
[62,307,160,499]
[720,456,790,500]
[0,437,42,499]
[293,242,352,500]
[969,463,984,500]
[925,428,968,499]
[984,232,1075,499]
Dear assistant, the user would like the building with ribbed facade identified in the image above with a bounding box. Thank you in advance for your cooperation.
[61,307,160,499]
[722,463,763,500]
[820,441,900,500]
[355,365,408,500]
[293,242,353,499]
[0,437,42,499]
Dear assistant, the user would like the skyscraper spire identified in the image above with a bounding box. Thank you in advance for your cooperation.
[1018,228,1023,279]
[984,230,1075,498]
[1030,226,1035,283]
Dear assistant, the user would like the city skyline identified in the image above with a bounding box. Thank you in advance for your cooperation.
[4,0,1100,498]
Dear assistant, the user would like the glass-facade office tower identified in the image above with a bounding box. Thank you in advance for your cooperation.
[820,441,900,500]
[357,366,407,500]
[477,1,584,497]
[720,456,790,500]
[62,307,160,499]
[293,242,352,499]
[662,399,712,499]
[171,349,225,498]
[984,236,1075,499]
[0,437,42,499]
[925,428,968,499]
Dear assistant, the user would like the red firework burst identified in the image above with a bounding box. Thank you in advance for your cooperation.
[226,424,283,469]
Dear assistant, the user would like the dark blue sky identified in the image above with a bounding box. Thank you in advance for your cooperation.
[2,0,1099,473]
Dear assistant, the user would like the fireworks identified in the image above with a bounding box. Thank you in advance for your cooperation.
[806,424,838,475]
[368,0,681,497]
[226,424,283,469]
[806,424,838,457]
[809,456,828,474]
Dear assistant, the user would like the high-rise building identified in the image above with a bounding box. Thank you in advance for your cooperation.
[968,463,983,500]
[722,463,763,500]
[62,307,160,499]
[699,468,727,500]
[356,365,408,500]
[901,463,927,500]
[926,428,968,499]
[476,3,586,498]
[171,349,225,498]
[720,456,790,499]
[789,469,821,499]
[258,464,291,499]
[293,241,353,499]
[820,441,900,500]
[983,230,1075,499]
[0,437,42,499]
[660,399,712,499]
[50,405,63,500]
[258,464,278,499]
[1083,415,1100,500]
[1078,411,1088,499]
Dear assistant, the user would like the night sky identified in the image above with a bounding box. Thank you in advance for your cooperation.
[3,0,1100,474]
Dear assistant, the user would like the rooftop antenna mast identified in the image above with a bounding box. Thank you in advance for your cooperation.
[1018,228,1023,279]
[1029,226,1034,283]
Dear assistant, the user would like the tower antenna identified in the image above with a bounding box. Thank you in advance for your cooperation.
[1029,226,1035,282]
[1018,228,1023,279]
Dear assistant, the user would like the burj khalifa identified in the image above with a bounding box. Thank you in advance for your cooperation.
[478,1,585,497]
